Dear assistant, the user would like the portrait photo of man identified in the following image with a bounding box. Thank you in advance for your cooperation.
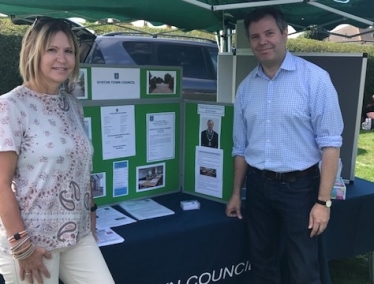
[201,119,219,148]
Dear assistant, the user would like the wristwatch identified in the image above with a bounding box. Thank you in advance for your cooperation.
[316,199,332,208]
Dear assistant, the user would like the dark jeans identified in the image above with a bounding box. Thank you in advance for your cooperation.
[245,166,323,284]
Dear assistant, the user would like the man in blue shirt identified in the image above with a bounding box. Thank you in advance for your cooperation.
[225,7,343,284]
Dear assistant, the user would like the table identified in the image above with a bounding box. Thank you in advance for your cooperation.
[1,177,374,284]
[100,177,374,284]
[102,193,251,284]
[325,177,374,260]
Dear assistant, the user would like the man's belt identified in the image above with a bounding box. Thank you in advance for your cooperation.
[248,164,319,182]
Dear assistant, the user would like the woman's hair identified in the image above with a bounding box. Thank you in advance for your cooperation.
[244,7,288,39]
[19,18,80,87]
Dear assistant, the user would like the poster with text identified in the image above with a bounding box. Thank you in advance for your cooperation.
[91,67,140,100]
[101,105,136,160]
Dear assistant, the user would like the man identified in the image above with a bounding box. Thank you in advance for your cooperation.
[201,119,219,148]
[225,7,343,284]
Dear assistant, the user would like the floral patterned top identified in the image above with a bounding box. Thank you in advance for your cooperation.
[0,85,93,253]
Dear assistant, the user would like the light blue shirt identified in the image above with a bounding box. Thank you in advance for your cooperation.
[232,51,343,172]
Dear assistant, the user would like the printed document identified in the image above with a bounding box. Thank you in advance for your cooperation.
[97,228,124,247]
[119,198,174,220]
[96,206,136,230]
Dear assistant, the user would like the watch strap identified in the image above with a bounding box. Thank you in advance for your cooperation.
[316,199,332,208]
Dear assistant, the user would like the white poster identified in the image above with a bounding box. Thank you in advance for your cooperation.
[101,105,136,160]
[146,112,175,162]
[198,104,225,116]
[195,146,223,198]
[91,67,140,100]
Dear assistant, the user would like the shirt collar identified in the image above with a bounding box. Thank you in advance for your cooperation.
[255,50,296,78]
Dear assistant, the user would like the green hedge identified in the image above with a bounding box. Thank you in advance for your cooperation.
[1,17,373,106]
[0,19,26,94]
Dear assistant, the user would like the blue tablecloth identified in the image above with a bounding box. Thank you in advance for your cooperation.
[326,177,374,260]
[103,193,251,284]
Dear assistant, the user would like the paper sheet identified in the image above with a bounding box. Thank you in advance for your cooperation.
[119,198,174,220]
[96,206,136,230]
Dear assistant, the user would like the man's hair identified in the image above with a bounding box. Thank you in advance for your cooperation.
[19,19,80,88]
[244,7,288,38]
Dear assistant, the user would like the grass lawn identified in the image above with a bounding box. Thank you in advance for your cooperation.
[329,130,374,284]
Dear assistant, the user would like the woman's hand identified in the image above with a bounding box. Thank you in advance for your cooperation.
[19,245,52,284]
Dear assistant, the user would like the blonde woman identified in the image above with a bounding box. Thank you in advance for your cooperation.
[0,18,114,284]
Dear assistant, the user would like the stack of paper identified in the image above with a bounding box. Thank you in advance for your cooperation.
[119,198,175,220]
[95,206,137,247]
[96,206,136,230]
[96,228,124,247]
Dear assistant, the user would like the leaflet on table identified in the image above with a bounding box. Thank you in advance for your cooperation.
[96,228,124,247]
[331,176,346,200]
[96,206,137,230]
[119,198,174,220]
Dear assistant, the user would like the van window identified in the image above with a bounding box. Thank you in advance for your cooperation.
[207,47,218,76]
[86,44,105,64]
[122,41,153,65]
[156,44,209,79]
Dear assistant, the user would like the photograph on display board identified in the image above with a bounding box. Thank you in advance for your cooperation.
[64,68,88,99]
[199,116,221,149]
[147,70,176,94]
[200,166,217,178]
[91,172,106,198]
[136,163,165,192]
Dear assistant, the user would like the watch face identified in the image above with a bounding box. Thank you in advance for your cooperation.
[326,200,332,208]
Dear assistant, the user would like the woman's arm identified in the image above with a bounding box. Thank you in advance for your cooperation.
[0,151,25,236]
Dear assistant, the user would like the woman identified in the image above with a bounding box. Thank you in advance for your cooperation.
[0,18,114,284]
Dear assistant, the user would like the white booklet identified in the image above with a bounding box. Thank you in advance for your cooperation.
[96,228,124,247]
[96,206,136,230]
[119,198,175,220]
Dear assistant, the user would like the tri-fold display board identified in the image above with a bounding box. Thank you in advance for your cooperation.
[79,51,367,206]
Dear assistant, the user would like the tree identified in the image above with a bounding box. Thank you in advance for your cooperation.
[303,25,329,41]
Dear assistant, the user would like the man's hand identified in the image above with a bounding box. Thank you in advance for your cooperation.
[225,193,243,219]
[308,203,330,237]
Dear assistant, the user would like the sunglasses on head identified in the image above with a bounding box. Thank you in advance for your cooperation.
[31,16,73,30]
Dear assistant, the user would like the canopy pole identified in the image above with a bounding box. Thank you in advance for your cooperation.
[180,0,212,10]
[212,0,304,10]
[220,13,232,52]
[182,0,374,28]
[181,0,305,10]
[308,1,373,26]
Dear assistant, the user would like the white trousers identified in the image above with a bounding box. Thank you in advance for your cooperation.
[0,234,115,284]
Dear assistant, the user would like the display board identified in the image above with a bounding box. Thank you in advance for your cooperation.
[75,65,182,206]
[217,51,368,182]
[182,102,235,202]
